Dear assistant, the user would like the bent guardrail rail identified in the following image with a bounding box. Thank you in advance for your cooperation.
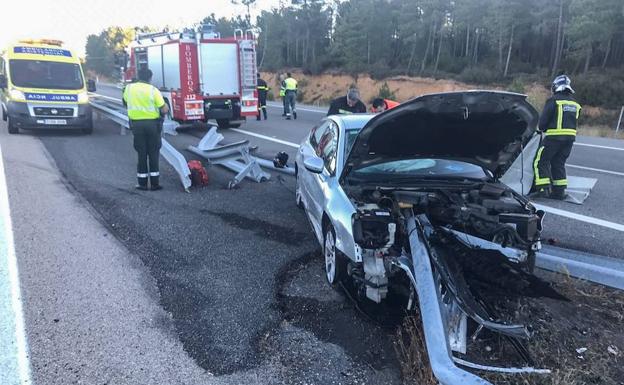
[89,97,192,192]
[188,127,270,188]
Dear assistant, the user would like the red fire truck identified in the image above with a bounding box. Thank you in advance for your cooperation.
[123,25,258,129]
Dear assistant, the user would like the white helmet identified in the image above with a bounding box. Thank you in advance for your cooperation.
[552,75,574,93]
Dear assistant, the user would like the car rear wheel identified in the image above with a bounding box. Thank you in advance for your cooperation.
[7,116,18,134]
[324,224,346,286]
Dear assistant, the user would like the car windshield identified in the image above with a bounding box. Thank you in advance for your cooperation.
[345,129,361,156]
[352,158,488,180]
[9,59,84,90]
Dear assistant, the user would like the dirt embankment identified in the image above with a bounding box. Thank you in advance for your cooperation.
[262,70,622,138]
[260,70,549,108]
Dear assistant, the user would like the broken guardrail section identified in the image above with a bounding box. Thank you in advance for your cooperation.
[90,96,192,192]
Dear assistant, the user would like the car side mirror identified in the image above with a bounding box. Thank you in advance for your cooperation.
[304,156,324,174]
[87,79,97,92]
[0,75,7,89]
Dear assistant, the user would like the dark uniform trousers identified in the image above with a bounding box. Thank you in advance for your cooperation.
[131,119,162,187]
[535,137,574,195]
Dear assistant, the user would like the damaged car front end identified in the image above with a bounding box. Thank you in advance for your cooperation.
[296,91,562,384]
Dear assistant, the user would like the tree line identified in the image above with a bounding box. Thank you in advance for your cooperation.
[253,0,624,107]
[84,0,624,108]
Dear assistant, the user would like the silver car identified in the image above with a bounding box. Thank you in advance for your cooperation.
[295,91,555,383]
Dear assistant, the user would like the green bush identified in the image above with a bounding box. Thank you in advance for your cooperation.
[377,82,396,100]
[458,67,499,84]
[574,74,624,109]
[507,78,526,94]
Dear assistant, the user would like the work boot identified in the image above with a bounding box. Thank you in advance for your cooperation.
[530,186,551,199]
[150,175,161,191]
[293,111,297,120]
[256,116,261,121]
[286,115,291,120]
[136,176,148,190]
[550,187,566,200]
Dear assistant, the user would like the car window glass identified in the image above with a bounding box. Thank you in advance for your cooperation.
[318,121,339,174]
[309,120,330,153]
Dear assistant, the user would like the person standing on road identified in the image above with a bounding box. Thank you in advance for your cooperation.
[533,75,582,200]
[256,73,269,121]
[328,88,367,115]
[284,73,298,120]
[280,75,287,117]
[371,97,400,113]
[122,68,169,191]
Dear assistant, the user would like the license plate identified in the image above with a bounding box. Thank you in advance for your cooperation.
[37,119,67,125]
[185,109,203,116]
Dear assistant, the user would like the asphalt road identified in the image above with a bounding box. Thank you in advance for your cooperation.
[0,85,402,384]
[102,83,624,260]
[2,82,622,384]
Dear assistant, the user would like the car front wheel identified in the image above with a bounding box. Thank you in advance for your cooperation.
[324,224,346,286]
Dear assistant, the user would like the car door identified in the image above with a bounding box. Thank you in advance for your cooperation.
[301,119,339,236]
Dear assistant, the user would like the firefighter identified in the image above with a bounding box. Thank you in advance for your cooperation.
[256,73,269,121]
[122,68,169,191]
[371,97,400,113]
[284,72,298,120]
[533,75,582,200]
[327,88,366,115]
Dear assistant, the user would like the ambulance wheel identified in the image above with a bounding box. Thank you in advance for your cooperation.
[7,116,18,134]
[82,119,93,135]
[217,119,230,129]
[229,123,241,128]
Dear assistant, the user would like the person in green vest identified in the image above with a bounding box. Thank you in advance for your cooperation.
[283,72,298,120]
[122,68,169,191]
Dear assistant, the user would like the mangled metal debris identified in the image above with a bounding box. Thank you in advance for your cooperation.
[294,92,572,384]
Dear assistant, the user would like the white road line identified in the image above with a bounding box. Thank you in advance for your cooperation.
[266,102,326,114]
[568,164,624,177]
[534,203,624,232]
[574,142,624,151]
[230,128,300,148]
[0,143,32,385]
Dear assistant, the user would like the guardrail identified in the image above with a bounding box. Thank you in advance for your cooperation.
[89,97,192,191]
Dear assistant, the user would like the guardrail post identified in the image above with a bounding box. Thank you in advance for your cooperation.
[616,105,624,135]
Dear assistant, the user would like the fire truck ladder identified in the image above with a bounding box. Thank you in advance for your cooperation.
[89,95,192,192]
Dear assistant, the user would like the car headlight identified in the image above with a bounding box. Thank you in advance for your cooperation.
[78,91,89,104]
[9,89,25,101]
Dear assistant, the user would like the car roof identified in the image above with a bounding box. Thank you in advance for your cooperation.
[331,114,375,131]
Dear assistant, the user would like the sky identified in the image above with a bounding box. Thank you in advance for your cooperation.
[0,0,282,56]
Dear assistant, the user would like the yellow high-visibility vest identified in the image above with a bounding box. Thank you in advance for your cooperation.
[123,82,165,120]
[284,77,298,91]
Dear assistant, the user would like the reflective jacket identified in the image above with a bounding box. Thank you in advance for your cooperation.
[539,92,581,139]
[384,99,400,110]
[257,78,269,98]
[122,81,165,120]
[284,77,298,92]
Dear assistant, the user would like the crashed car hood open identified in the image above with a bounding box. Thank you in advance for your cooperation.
[342,91,539,180]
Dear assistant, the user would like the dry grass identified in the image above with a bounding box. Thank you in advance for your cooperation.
[394,311,437,385]
[263,70,624,140]
[396,273,624,385]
